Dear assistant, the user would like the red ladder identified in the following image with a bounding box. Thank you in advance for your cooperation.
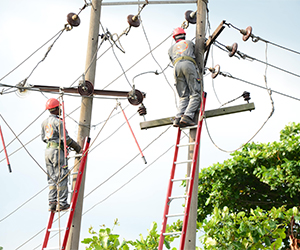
[158,92,207,250]
[41,137,91,250]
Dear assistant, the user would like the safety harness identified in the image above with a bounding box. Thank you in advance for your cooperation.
[47,141,65,151]
[173,56,196,66]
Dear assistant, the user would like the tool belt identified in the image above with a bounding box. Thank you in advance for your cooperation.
[47,141,64,151]
[173,56,196,66]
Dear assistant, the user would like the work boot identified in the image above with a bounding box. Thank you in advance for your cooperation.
[57,203,70,212]
[49,202,57,212]
[180,115,196,127]
[173,117,181,127]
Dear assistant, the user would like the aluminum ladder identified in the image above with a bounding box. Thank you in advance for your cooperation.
[158,92,207,250]
[41,137,91,250]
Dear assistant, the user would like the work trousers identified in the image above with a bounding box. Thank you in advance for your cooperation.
[45,148,68,206]
[174,60,201,119]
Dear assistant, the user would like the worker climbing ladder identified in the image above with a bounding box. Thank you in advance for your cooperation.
[41,137,91,250]
[158,92,207,250]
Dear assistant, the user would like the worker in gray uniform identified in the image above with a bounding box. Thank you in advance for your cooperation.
[168,27,202,127]
[41,98,82,212]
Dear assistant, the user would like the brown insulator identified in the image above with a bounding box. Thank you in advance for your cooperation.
[127,89,144,106]
[242,91,251,103]
[185,10,196,24]
[226,42,238,57]
[67,13,81,27]
[127,14,140,27]
[138,104,147,116]
[240,26,252,42]
[78,80,94,96]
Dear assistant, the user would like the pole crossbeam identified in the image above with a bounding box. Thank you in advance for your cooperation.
[102,1,197,6]
[140,103,255,130]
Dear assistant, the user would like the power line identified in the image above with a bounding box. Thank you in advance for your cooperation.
[205,43,275,153]
[225,22,300,56]
[0,186,48,223]
[15,124,174,249]
[0,29,65,82]
[0,104,130,225]
[102,33,172,90]
[0,114,49,177]
[140,17,178,108]
[0,109,45,154]
[83,125,176,213]
[214,40,300,79]
[218,71,300,102]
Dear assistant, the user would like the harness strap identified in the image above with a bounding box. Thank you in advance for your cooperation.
[173,56,196,66]
[47,141,64,150]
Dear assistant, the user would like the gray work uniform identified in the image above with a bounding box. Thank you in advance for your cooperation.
[41,114,71,206]
[168,39,202,119]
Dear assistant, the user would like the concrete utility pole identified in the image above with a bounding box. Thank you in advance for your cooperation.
[184,0,207,249]
[66,0,102,249]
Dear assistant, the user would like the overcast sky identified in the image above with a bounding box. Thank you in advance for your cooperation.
[0,0,300,249]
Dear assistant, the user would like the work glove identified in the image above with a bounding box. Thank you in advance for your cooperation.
[68,139,82,153]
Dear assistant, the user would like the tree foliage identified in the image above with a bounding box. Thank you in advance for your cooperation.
[200,206,300,250]
[196,122,300,249]
[82,219,179,250]
[197,122,300,223]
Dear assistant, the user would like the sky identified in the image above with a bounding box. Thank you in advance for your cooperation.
[0,0,300,249]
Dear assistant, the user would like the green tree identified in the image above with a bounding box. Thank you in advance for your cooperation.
[82,220,179,250]
[196,122,300,249]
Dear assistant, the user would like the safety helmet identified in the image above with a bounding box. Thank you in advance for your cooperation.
[45,98,60,110]
[173,27,186,39]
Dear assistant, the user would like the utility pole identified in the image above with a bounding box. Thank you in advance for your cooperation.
[66,0,102,249]
[184,0,207,249]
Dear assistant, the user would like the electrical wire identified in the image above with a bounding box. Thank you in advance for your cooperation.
[204,43,275,153]
[102,33,172,90]
[226,22,300,56]
[214,40,300,78]
[23,28,66,84]
[0,109,46,154]
[139,17,178,108]
[217,72,300,102]
[0,114,51,178]
[0,104,128,225]
[0,29,66,82]
[0,186,48,223]
[100,23,133,88]
[83,125,176,212]
[15,124,175,249]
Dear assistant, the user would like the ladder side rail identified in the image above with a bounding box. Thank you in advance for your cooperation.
[61,137,91,249]
[179,92,207,249]
[42,211,56,249]
[158,128,182,250]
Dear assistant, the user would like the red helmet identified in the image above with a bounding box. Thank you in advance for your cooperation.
[173,27,186,39]
[45,98,60,110]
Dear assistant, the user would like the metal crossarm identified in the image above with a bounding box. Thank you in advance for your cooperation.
[158,92,207,250]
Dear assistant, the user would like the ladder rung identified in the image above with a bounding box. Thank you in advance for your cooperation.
[175,160,193,164]
[169,195,187,200]
[177,142,195,147]
[166,213,185,218]
[48,228,65,232]
[68,154,83,159]
[181,125,198,130]
[172,177,191,182]
[163,231,182,236]
[71,172,78,175]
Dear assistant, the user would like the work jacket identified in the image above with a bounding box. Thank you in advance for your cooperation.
[41,114,71,146]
